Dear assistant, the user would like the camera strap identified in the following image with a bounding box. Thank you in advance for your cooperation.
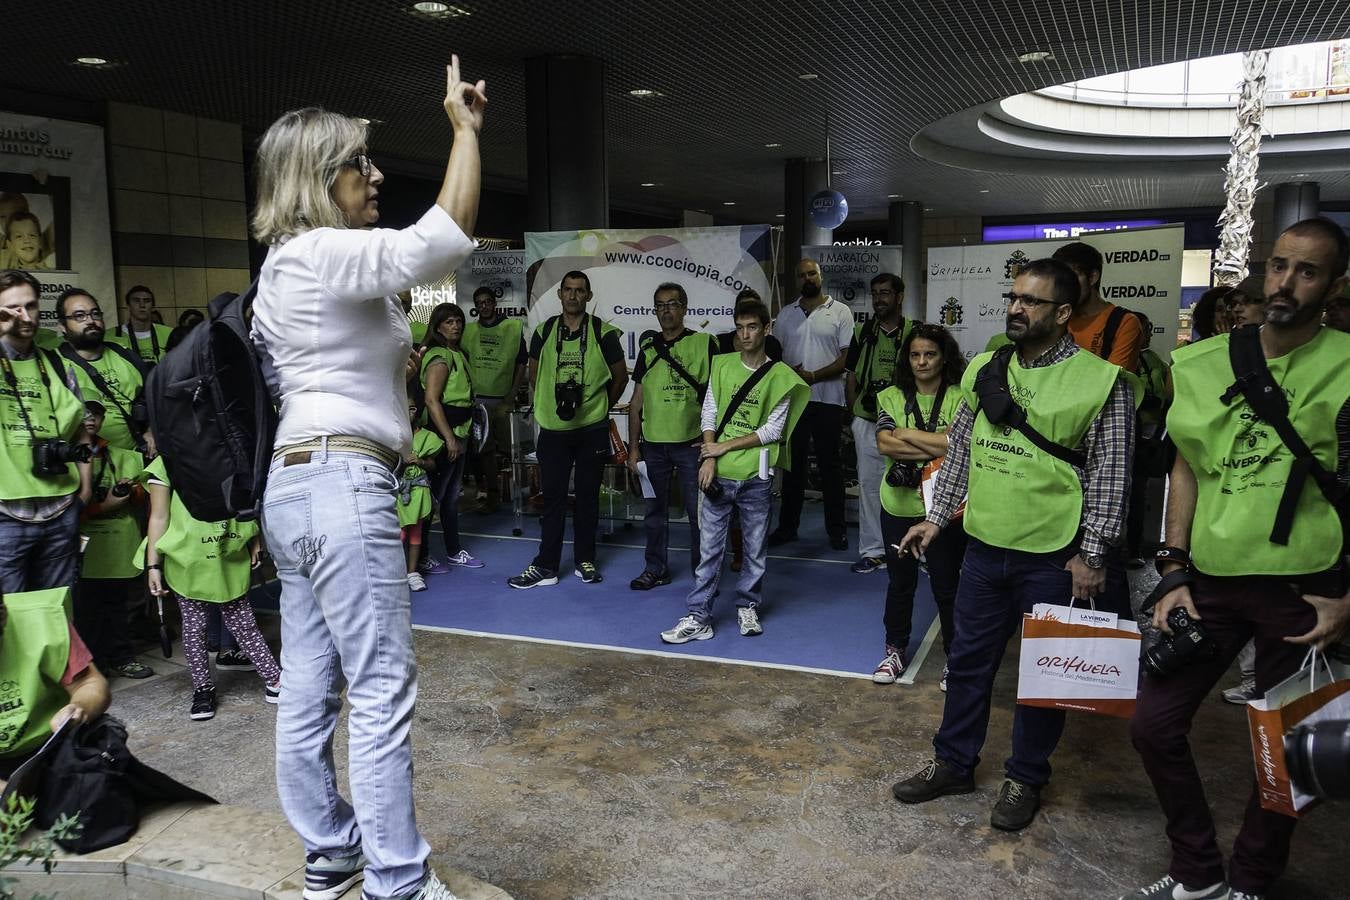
[1140,567,1196,615]
[973,346,1087,469]
[123,323,160,363]
[545,313,603,384]
[0,350,63,440]
[855,318,903,385]
[645,331,707,402]
[713,360,776,440]
[59,345,140,425]
[1220,324,1346,545]
[902,383,948,434]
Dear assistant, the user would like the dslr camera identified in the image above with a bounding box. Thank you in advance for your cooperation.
[885,459,923,489]
[92,481,133,504]
[1141,605,1216,677]
[554,379,583,422]
[32,439,93,478]
[1285,719,1350,800]
[859,379,890,417]
[129,397,150,436]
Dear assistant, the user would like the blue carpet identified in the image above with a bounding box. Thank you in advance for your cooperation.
[411,506,942,681]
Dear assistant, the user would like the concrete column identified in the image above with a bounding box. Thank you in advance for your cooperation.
[1272,181,1319,236]
[889,201,925,320]
[526,55,607,232]
[782,158,830,305]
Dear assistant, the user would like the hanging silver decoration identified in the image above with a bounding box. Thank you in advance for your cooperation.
[1213,50,1270,287]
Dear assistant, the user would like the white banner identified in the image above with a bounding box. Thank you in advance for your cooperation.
[452,249,526,321]
[1,112,115,331]
[926,224,1184,362]
[524,225,773,364]
[802,244,903,325]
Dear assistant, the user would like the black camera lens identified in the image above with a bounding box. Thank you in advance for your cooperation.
[111,482,132,498]
[1141,607,1215,677]
[555,379,582,421]
[1285,720,1350,800]
[885,461,922,489]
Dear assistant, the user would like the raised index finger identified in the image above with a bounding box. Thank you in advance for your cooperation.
[448,53,461,88]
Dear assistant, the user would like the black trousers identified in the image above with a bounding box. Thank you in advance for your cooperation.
[73,576,136,668]
[532,424,610,572]
[879,511,967,652]
[776,401,846,538]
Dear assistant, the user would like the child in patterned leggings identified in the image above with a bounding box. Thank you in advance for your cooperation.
[139,456,281,720]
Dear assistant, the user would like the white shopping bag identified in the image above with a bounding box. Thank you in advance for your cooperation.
[1017,604,1141,718]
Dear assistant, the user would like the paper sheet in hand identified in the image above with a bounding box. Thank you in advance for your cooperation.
[635,461,656,499]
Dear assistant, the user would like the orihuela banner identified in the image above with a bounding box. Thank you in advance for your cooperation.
[1017,605,1142,718]
[926,224,1185,363]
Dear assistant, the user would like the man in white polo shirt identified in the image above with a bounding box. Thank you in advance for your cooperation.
[769,258,854,551]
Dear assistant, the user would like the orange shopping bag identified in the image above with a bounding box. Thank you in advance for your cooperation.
[1016,608,1141,718]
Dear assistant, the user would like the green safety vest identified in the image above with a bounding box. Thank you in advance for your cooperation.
[709,355,809,480]
[409,320,427,345]
[875,384,962,518]
[984,333,1013,353]
[962,348,1119,552]
[637,330,716,443]
[1136,348,1169,427]
[0,588,71,760]
[80,445,147,579]
[462,317,524,399]
[0,352,86,500]
[1168,328,1349,576]
[532,315,621,432]
[850,319,913,421]
[107,323,173,364]
[67,347,145,452]
[420,346,475,439]
[34,328,63,350]
[396,428,446,527]
[135,456,259,602]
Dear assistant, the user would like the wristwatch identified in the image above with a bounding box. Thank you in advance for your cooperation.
[1079,552,1105,569]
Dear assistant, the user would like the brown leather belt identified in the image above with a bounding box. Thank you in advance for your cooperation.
[273,435,401,471]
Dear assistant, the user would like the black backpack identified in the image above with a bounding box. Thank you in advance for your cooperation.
[145,283,277,521]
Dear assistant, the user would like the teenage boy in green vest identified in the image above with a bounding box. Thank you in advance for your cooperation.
[891,257,1136,832]
[0,269,94,596]
[508,270,628,589]
[627,281,718,590]
[106,285,173,365]
[1121,218,1350,900]
[56,289,155,456]
[0,587,110,783]
[464,284,527,513]
[844,273,914,574]
[660,297,809,643]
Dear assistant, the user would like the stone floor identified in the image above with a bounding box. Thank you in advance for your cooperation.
[92,594,1346,900]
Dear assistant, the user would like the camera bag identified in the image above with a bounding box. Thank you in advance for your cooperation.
[145,282,277,522]
[1220,324,1347,545]
[972,346,1087,469]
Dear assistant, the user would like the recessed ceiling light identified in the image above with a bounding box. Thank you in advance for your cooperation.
[723,201,736,206]
[355,117,371,126]
[925,207,935,212]
[775,213,785,218]
[640,182,657,187]
[1089,182,1107,188]
[411,2,470,17]
[413,1,448,10]
[798,73,818,81]
[1017,50,1055,63]
[73,56,109,66]
[978,189,990,193]
[832,170,847,176]
[628,88,662,98]
[764,142,782,148]
[1294,172,1309,177]
[887,193,900,199]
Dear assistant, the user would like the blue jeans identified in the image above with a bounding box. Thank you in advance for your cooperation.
[639,440,701,578]
[933,537,1075,788]
[261,448,429,900]
[686,476,772,622]
[0,500,81,594]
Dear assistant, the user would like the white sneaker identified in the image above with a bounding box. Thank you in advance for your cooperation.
[737,606,762,636]
[410,870,463,900]
[407,572,427,592]
[939,664,949,693]
[661,615,713,644]
[1116,874,1228,900]
[1222,677,1259,704]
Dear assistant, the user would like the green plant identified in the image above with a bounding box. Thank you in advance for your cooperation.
[0,794,81,900]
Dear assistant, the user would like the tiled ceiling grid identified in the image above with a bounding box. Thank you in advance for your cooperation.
[7,0,1350,223]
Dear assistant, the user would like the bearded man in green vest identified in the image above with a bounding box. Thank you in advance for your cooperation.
[464,284,527,513]
[508,270,628,589]
[627,281,717,591]
[660,297,808,644]
[56,289,155,457]
[891,257,1137,832]
[1121,218,1350,900]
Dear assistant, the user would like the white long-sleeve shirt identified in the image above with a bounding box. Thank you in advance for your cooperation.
[251,205,474,455]
[699,357,792,446]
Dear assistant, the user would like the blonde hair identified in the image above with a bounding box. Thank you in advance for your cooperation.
[251,108,368,245]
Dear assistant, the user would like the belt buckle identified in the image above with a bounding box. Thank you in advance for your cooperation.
[283,451,312,467]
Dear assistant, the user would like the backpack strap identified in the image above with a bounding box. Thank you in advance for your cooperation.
[714,361,777,440]
[59,344,138,422]
[643,331,707,402]
[973,346,1088,469]
[1220,324,1346,545]
[1098,305,1129,363]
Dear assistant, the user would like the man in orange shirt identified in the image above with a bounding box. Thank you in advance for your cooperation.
[1052,241,1144,372]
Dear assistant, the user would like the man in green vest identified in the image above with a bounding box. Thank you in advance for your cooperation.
[891,257,1136,832]
[464,284,526,513]
[0,587,110,783]
[56,289,155,457]
[106,284,173,365]
[1122,218,1350,900]
[508,270,628,589]
[844,273,914,574]
[0,269,94,596]
[627,281,718,591]
[660,297,808,643]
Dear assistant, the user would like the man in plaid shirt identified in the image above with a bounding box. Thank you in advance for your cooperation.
[890,257,1136,832]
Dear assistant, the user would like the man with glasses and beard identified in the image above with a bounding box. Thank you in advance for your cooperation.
[891,257,1136,833]
[56,290,154,457]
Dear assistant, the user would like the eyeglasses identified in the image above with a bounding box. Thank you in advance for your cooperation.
[62,309,105,323]
[343,154,373,178]
[653,302,684,311]
[1002,292,1064,310]
[870,290,895,298]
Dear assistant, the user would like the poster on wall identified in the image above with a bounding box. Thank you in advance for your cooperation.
[449,249,526,321]
[926,224,1185,362]
[0,112,115,331]
[801,244,904,324]
[524,225,772,362]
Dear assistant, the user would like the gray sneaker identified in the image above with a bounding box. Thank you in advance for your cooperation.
[304,850,366,900]
[1116,874,1228,900]
[661,615,713,644]
[737,606,762,636]
[1222,677,1259,705]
